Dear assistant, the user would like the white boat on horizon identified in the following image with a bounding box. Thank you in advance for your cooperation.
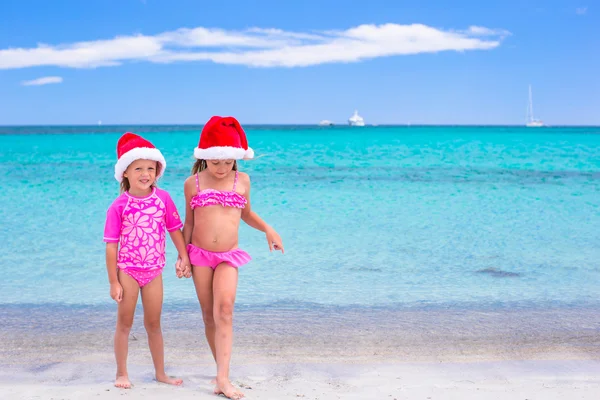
[348,110,365,126]
[526,85,544,127]
[318,119,334,126]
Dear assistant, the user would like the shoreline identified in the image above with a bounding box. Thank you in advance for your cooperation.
[3,307,600,366]
[2,305,599,398]
[3,305,600,362]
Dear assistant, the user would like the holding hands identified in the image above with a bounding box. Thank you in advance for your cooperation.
[175,255,192,279]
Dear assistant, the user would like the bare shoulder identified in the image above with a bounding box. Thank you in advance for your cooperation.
[238,171,250,181]
[184,175,195,185]
[238,171,251,186]
[184,175,196,192]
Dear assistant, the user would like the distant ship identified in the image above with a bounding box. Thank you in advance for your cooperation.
[318,120,334,126]
[526,85,544,127]
[348,110,365,126]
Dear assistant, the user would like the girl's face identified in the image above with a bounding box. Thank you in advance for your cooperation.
[206,159,235,179]
[124,159,157,193]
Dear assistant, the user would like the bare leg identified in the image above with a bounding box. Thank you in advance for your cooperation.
[192,266,218,384]
[114,270,139,389]
[192,265,217,362]
[140,274,183,386]
[213,263,244,399]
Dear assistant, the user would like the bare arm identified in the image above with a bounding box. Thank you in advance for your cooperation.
[240,173,284,253]
[241,173,268,231]
[174,176,196,278]
[182,176,196,246]
[105,243,122,302]
[106,243,119,283]
[169,229,188,259]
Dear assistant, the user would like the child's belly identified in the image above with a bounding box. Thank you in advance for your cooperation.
[192,207,242,252]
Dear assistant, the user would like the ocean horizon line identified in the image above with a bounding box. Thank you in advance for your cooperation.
[1,123,600,127]
[1,124,600,135]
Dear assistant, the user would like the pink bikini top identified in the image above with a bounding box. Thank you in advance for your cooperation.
[190,171,247,209]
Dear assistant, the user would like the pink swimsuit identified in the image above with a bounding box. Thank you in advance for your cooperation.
[103,187,183,287]
[188,171,251,269]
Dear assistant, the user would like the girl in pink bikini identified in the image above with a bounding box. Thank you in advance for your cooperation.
[103,133,191,389]
[178,116,284,400]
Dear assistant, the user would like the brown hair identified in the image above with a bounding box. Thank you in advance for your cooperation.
[191,159,238,175]
[119,161,162,193]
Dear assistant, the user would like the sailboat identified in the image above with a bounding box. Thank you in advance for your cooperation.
[526,85,544,127]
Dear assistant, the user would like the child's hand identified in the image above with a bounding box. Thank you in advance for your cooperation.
[266,228,284,254]
[180,255,192,278]
[110,282,123,303]
[175,255,192,278]
[175,256,184,278]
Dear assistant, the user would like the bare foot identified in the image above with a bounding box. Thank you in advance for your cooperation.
[156,373,183,386]
[114,375,132,389]
[214,378,244,399]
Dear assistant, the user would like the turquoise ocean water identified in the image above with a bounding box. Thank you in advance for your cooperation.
[1,125,599,336]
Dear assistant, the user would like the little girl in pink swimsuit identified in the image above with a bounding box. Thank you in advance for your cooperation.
[178,116,284,400]
[103,132,191,389]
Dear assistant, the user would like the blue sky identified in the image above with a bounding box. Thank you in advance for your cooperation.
[0,0,597,125]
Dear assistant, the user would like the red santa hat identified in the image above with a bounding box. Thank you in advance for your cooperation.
[194,116,254,160]
[114,132,166,182]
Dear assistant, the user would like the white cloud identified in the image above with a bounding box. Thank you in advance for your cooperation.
[1,23,510,70]
[21,76,63,86]
[465,26,511,37]
[3,36,161,69]
[156,27,297,48]
[576,7,588,15]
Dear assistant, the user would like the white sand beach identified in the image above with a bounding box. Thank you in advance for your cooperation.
[2,307,600,400]
[2,359,599,400]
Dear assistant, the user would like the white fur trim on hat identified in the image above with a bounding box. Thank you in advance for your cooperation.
[114,147,167,182]
[194,146,254,160]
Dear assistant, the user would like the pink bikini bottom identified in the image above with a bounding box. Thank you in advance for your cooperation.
[119,266,163,288]
[187,244,251,270]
